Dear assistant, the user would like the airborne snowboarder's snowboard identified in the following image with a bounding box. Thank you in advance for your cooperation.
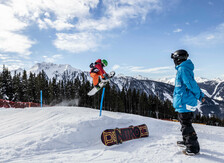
[88,71,115,96]
[101,124,149,146]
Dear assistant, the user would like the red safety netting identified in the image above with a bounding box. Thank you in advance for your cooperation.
[0,99,41,108]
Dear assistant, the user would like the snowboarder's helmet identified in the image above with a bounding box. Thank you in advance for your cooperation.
[101,59,108,67]
[171,49,189,66]
[171,49,189,60]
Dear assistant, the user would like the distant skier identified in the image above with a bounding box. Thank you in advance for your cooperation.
[171,49,205,156]
[89,59,109,90]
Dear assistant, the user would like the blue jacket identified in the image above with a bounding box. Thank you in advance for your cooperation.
[173,59,204,113]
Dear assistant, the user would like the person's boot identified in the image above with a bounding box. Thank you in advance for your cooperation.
[177,141,186,147]
[183,147,199,156]
[94,84,101,90]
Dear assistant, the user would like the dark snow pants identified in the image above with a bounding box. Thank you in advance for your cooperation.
[178,112,200,152]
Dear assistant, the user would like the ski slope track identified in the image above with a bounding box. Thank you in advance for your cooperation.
[0,106,224,163]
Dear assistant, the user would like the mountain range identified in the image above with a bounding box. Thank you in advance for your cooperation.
[12,62,224,119]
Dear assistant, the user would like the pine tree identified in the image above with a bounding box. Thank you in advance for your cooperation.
[21,70,29,102]
[118,88,126,113]
[12,72,21,101]
[1,65,13,100]
[49,77,61,105]
[126,89,132,113]
[109,85,118,112]
[139,92,148,116]
[27,72,37,102]
[131,89,139,115]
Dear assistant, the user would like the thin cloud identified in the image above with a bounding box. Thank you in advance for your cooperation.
[0,53,34,71]
[43,54,63,63]
[129,66,173,73]
[0,54,10,60]
[112,64,120,71]
[182,23,224,47]
[173,28,182,33]
[208,1,214,5]
[0,55,25,71]
[0,54,22,63]
[54,32,102,53]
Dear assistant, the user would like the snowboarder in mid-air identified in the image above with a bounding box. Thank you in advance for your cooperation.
[89,59,110,90]
[171,49,205,156]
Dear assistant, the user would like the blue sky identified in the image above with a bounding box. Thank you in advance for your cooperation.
[0,0,224,80]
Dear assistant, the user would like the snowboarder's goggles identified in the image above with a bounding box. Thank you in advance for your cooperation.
[171,53,187,60]
[171,53,177,59]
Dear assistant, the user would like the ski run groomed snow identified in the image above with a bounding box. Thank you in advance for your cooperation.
[0,106,224,163]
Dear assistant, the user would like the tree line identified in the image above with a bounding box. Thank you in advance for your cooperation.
[0,65,224,127]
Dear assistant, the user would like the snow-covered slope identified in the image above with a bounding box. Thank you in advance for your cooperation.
[0,106,224,163]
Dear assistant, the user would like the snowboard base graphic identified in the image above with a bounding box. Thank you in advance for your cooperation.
[101,124,149,146]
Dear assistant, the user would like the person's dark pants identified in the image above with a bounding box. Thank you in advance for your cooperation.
[178,112,200,152]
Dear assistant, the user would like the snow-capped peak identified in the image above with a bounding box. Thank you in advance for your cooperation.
[134,75,149,80]
[27,62,82,79]
[30,62,81,73]
[157,77,210,85]
[157,77,175,85]
[195,77,209,83]
[213,77,224,83]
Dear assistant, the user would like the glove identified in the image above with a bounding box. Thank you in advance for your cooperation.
[103,73,109,80]
[201,97,205,103]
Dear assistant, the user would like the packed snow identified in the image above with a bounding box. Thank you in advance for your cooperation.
[0,106,224,163]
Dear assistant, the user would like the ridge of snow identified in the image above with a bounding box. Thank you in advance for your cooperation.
[201,89,212,98]
[212,81,222,97]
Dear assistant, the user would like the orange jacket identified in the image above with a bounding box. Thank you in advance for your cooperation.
[90,59,106,77]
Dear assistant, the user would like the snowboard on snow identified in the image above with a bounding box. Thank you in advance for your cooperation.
[101,124,149,146]
[87,71,115,96]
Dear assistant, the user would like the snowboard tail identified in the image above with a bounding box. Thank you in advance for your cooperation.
[101,124,149,146]
[87,81,107,96]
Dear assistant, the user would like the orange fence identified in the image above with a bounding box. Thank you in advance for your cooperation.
[0,99,41,108]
